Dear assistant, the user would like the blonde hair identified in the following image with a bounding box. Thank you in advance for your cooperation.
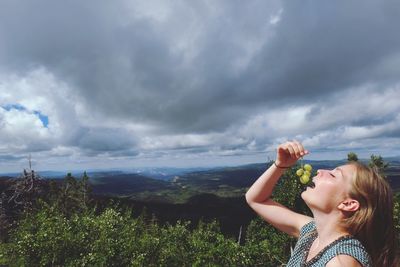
[343,162,398,266]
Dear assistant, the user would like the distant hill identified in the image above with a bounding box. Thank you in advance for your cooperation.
[0,176,14,193]
[174,164,266,190]
[91,173,176,195]
[88,159,400,201]
[2,158,400,202]
[1,158,400,238]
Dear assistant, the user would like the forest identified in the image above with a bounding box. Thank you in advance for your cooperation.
[0,155,399,266]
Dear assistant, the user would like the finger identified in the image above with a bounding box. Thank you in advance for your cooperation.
[280,142,291,151]
[277,144,286,154]
[293,140,306,157]
[286,143,297,159]
[291,140,302,158]
[294,140,309,156]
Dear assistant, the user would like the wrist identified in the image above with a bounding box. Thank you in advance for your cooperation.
[273,161,290,169]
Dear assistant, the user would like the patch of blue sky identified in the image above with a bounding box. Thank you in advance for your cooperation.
[1,103,49,128]
[34,110,49,127]
[2,103,26,111]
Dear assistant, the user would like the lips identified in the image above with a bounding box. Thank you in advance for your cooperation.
[302,180,315,189]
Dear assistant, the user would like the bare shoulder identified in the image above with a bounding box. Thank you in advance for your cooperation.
[326,254,362,267]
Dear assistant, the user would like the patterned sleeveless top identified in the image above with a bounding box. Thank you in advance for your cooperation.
[286,221,372,267]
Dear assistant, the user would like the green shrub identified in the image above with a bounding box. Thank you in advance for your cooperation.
[1,164,398,266]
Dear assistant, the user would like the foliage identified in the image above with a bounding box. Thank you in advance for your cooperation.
[369,154,389,177]
[0,193,10,243]
[1,202,303,267]
[0,166,306,266]
[394,193,400,249]
[0,160,399,266]
[8,168,46,213]
[273,163,312,217]
[1,205,261,266]
[244,217,294,266]
[347,152,359,162]
[55,173,91,217]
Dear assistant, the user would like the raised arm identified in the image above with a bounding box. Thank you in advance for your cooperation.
[245,141,313,237]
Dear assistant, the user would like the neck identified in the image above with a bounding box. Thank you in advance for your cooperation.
[312,210,350,248]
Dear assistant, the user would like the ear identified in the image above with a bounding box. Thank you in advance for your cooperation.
[337,199,360,212]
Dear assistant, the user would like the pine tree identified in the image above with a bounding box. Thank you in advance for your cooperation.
[80,171,91,209]
[0,193,9,242]
[369,154,389,177]
[347,152,359,162]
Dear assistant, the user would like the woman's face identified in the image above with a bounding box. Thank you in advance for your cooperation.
[301,164,356,213]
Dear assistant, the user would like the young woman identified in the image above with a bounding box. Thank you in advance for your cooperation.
[245,141,397,266]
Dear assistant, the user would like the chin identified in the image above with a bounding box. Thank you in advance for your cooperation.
[301,190,311,205]
[300,190,307,201]
[300,191,307,203]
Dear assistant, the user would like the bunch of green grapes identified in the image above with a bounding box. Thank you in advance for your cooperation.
[296,162,313,184]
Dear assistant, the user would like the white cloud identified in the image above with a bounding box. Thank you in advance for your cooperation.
[49,146,76,157]
[127,0,173,23]
[0,68,76,142]
[1,108,48,135]
[1,1,400,171]
[140,134,212,150]
[269,8,283,25]
[0,107,51,152]
[342,126,380,140]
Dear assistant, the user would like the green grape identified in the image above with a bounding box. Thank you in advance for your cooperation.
[304,164,312,172]
[297,158,313,185]
[300,174,310,184]
[296,168,304,177]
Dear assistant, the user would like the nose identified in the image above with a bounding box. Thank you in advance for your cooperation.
[314,169,324,182]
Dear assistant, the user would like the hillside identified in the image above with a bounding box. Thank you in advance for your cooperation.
[88,159,400,202]
[91,173,176,195]
[3,158,399,203]
[1,159,400,239]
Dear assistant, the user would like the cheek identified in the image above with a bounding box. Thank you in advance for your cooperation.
[318,181,342,195]
[301,183,344,208]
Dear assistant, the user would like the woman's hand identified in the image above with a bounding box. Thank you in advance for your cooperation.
[246,140,314,237]
[275,141,309,168]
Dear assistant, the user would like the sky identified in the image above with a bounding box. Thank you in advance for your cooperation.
[1,0,400,172]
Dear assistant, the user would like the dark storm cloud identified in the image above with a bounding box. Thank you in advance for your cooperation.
[2,1,400,130]
[0,0,280,132]
[76,127,137,154]
[1,0,400,168]
[244,1,400,103]
[0,155,25,161]
[2,0,399,134]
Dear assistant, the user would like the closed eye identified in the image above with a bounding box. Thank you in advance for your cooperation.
[329,173,335,177]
